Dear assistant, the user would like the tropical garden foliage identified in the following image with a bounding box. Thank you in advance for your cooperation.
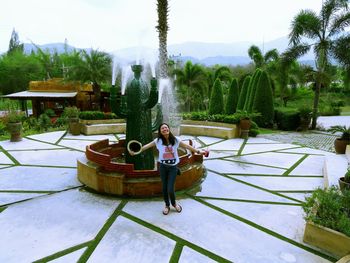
[1,0,350,136]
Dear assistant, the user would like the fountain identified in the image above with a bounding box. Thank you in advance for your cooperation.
[77,64,205,197]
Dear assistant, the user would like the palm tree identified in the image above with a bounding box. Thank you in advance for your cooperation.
[156,0,169,78]
[288,0,350,129]
[248,45,279,69]
[69,49,112,110]
[174,61,207,112]
[332,35,350,91]
[248,45,279,99]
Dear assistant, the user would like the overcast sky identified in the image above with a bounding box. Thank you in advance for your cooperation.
[0,0,323,53]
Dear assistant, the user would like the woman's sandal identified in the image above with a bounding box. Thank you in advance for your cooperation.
[163,206,170,215]
[173,203,182,213]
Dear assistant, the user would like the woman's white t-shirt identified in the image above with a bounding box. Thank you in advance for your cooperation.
[154,137,180,165]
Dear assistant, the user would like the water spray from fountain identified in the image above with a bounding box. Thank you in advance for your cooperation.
[121,65,132,95]
[112,57,118,86]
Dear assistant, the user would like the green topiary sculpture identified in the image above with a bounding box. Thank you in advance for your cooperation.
[121,65,158,170]
[225,78,239,114]
[208,78,224,115]
[252,70,274,127]
[236,76,251,111]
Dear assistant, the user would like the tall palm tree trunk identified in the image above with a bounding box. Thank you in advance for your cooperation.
[311,82,321,129]
[156,0,169,79]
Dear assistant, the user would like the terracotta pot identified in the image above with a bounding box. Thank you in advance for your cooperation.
[339,177,350,192]
[239,119,251,139]
[334,138,350,154]
[239,118,251,130]
[68,118,80,135]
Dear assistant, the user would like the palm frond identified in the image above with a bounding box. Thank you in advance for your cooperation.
[332,34,350,67]
[289,10,320,45]
[328,12,350,36]
[264,49,279,62]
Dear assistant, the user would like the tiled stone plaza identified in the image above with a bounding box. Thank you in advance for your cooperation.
[0,116,349,262]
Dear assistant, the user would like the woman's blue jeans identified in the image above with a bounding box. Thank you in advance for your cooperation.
[159,163,177,207]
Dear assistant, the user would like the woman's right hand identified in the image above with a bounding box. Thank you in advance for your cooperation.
[128,150,135,156]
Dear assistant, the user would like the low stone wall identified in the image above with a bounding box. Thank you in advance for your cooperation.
[80,119,126,135]
[180,120,240,139]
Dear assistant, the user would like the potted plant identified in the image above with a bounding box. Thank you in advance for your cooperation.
[63,106,80,135]
[298,105,312,131]
[236,110,261,139]
[302,186,350,257]
[339,167,350,192]
[4,110,25,142]
[328,125,350,154]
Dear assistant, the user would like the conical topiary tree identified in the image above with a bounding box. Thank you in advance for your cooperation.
[208,78,224,115]
[236,76,251,111]
[225,78,239,114]
[252,70,274,127]
[246,69,262,112]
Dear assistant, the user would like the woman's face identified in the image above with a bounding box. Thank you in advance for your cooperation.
[160,124,170,136]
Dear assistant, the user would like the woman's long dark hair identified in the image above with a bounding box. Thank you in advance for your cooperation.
[157,123,176,145]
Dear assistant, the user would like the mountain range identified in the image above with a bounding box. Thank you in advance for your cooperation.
[23,36,315,67]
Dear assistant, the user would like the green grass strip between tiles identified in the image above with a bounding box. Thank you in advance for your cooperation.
[77,200,127,263]
[0,206,7,213]
[239,146,302,156]
[24,137,85,153]
[32,241,92,263]
[6,148,70,152]
[236,138,248,156]
[220,174,303,204]
[121,211,232,263]
[275,150,324,156]
[0,145,20,165]
[223,173,322,178]
[0,190,55,194]
[190,196,337,262]
[224,159,288,170]
[169,243,184,262]
[282,154,309,176]
[20,164,77,169]
[196,196,302,206]
[54,130,68,145]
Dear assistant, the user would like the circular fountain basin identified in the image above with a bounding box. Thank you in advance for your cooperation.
[77,139,205,197]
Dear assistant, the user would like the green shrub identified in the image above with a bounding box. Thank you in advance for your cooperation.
[237,76,251,111]
[209,78,224,115]
[38,113,52,131]
[303,186,350,237]
[245,69,261,111]
[274,107,300,131]
[44,109,56,117]
[0,121,6,135]
[225,78,239,115]
[63,106,80,118]
[249,121,260,137]
[78,111,117,120]
[252,70,274,127]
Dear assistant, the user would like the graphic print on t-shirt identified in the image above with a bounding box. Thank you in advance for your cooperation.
[163,145,175,160]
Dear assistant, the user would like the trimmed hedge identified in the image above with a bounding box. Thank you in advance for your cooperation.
[274,107,300,131]
[225,78,239,114]
[79,111,117,120]
[209,78,224,115]
[182,112,241,124]
[252,70,274,127]
[237,76,251,111]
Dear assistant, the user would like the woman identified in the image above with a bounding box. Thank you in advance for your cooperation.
[128,123,204,215]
